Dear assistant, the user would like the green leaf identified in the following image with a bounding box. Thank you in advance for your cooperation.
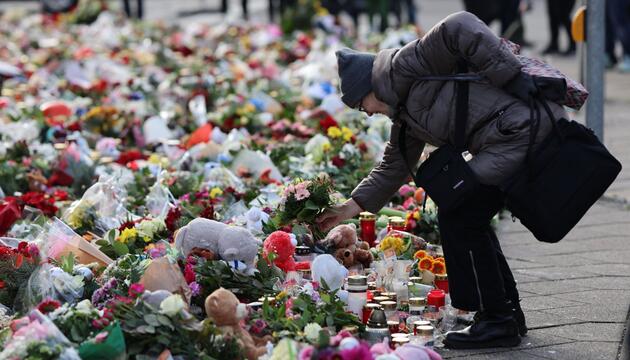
[317,330,330,348]
[144,314,160,327]
[303,200,319,210]
[112,241,129,256]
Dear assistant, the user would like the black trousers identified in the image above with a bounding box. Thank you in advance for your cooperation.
[122,0,143,19]
[438,185,519,312]
[545,0,576,49]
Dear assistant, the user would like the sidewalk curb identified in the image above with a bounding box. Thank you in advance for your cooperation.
[619,303,630,360]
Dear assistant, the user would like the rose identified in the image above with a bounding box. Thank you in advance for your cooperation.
[159,294,186,317]
[303,323,322,343]
[0,200,21,236]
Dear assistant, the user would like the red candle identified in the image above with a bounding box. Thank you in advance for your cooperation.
[427,289,446,309]
[360,212,376,247]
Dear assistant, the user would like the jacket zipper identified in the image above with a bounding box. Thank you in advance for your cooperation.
[469,250,485,311]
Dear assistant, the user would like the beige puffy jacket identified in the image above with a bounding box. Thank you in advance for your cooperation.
[351,11,568,213]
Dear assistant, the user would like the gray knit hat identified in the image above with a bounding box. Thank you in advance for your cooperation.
[336,48,376,108]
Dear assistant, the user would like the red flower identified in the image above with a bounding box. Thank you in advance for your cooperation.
[0,279,5,289]
[48,170,74,187]
[260,168,281,185]
[20,192,58,217]
[199,203,214,220]
[116,149,146,165]
[67,122,82,132]
[128,283,145,298]
[0,200,22,236]
[358,142,368,153]
[318,114,338,131]
[184,263,196,284]
[165,207,182,233]
[53,190,68,201]
[37,299,61,314]
[331,156,345,168]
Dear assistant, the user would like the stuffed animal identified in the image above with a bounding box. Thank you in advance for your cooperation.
[324,224,373,269]
[311,254,348,291]
[174,218,261,269]
[205,288,268,360]
[263,231,297,273]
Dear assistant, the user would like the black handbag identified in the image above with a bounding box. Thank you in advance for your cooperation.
[503,98,622,243]
[398,63,482,213]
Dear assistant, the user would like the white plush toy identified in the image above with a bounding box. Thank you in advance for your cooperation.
[174,218,261,271]
[311,254,348,301]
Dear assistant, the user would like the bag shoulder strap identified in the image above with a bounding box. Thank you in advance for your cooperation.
[398,60,473,177]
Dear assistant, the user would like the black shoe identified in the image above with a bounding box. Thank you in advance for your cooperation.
[444,311,521,349]
[542,44,559,55]
[512,302,528,336]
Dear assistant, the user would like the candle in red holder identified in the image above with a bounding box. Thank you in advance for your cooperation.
[360,212,377,247]
[387,216,406,232]
[434,274,449,293]
[427,289,445,310]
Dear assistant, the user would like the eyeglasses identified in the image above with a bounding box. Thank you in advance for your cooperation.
[357,98,365,112]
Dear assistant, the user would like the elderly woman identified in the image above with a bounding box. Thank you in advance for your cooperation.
[317,11,568,349]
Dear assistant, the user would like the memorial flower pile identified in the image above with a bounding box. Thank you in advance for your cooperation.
[0,7,446,359]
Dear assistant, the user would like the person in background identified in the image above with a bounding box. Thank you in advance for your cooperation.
[122,0,143,19]
[462,0,530,47]
[542,0,576,55]
[221,0,249,20]
[607,0,630,72]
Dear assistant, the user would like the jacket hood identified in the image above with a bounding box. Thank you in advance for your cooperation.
[371,48,403,108]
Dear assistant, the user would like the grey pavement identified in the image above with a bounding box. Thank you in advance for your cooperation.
[2,0,629,359]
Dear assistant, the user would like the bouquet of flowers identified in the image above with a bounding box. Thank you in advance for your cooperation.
[96,217,168,259]
[0,310,80,360]
[269,175,334,238]
[0,240,41,310]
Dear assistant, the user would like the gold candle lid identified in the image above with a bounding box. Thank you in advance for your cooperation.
[380,301,397,311]
[416,325,434,336]
[391,337,410,345]
[413,320,431,328]
[364,303,382,310]
[388,216,406,226]
[409,297,427,306]
[434,273,448,281]
[391,332,409,338]
[373,296,390,303]
[382,292,397,301]
[360,211,376,220]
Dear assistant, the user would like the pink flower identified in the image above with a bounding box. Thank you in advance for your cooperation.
[189,281,201,297]
[128,283,145,298]
[294,182,311,201]
[399,184,415,197]
[94,331,109,343]
[298,345,314,360]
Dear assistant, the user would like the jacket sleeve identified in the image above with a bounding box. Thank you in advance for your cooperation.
[351,122,425,213]
[394,11,522,88]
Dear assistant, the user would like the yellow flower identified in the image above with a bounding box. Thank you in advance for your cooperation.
[327,126,342,139]
[379,235,405,255]
[148,154,161,165]
[143,236,152,243]
[118,228,138,244]
[322,142,331,152]
[210,187,223,199]
[341,127,353,142]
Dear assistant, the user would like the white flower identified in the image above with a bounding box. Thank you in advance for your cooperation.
[159,294,186,317]
[304,323,322,343]
[75,299,93,316]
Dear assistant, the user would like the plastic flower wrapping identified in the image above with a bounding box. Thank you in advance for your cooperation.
[0,6,453,360]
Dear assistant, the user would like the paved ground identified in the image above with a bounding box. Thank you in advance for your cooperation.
[2,1,629,359]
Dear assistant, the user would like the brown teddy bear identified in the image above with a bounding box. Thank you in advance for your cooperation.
[205,288,268,360]
[324,223,373,269]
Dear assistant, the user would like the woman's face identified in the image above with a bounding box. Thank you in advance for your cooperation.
[358,92,390,117]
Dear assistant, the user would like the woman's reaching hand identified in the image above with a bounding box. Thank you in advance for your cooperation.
[316,198,363,232]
